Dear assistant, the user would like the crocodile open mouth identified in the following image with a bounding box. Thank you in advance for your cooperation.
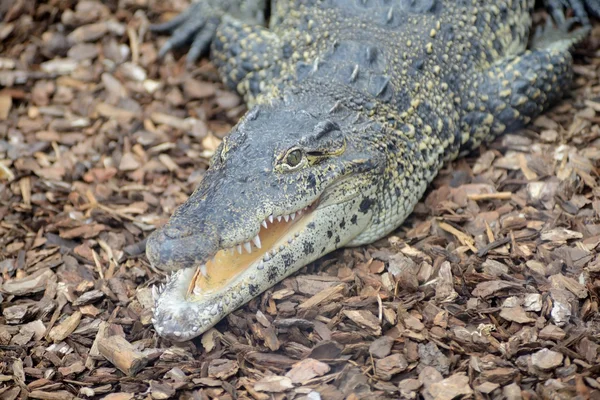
[187,203,316,297]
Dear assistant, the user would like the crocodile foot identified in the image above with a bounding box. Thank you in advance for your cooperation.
[151,2,221,65]
[545,0,600,25]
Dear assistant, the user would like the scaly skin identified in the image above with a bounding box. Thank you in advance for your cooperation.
[147,0,588,341]
[545,0,600,25]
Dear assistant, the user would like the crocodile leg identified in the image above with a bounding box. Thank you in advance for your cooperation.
[458,26,587,155]
[211,17,283,105]
[151,0,268,65]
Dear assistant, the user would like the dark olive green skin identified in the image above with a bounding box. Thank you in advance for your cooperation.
[147,0,587,341]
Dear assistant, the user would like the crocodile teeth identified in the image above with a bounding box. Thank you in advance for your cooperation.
[262,220,268,229]
[252,235,262,249]
[244,241,252,253]
[284,214,289,222]
[269,215,274,223]
[277,216,282,222]
[200,264,208,277]
[229,247,235,255]
[290,212,296,221]
[237,244,243,254]
[152,286,158,301]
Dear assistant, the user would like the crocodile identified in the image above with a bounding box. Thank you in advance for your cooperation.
[146,0,593,341]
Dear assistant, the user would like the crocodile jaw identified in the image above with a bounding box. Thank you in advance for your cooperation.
[151,193,372,342]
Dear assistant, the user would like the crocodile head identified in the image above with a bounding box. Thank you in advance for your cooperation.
[146,90,385,341]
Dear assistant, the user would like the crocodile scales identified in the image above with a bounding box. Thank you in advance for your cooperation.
[146,0,591,341]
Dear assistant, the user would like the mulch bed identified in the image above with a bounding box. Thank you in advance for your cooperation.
[0,1,599,399]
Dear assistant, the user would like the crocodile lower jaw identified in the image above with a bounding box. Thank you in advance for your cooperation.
[151,201,323,341]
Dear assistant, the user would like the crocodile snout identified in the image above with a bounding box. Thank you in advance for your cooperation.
[146,222,218,272]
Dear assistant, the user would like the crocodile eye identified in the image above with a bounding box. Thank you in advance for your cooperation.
[277,148,308,172]
[285,149,303,168]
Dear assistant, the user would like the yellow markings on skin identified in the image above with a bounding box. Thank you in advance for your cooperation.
[513,96,527,106]
[483,114,494,125]
[461,132,470,144]
[437,119,444,132]
[405,124,415,138]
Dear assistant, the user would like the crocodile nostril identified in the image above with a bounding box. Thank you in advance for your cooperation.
[164,225,193,239]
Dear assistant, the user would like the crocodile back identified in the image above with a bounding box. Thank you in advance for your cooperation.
[264,0,535,108]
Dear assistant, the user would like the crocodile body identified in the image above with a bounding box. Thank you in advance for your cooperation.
[147,0,589,341]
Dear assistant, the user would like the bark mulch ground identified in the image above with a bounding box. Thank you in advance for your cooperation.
[0,1,599,399]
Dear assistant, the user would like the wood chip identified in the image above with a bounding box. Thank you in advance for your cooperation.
[254,376,294,393]
[0,94,12,120]
[285,358,330,384]
[298,284,345,309]
[2,269,54,295]
[97,335,149,376]
[342,310,381,335]
[48,311,81,343]
[531,349,564,370]
[426,373,473,400]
